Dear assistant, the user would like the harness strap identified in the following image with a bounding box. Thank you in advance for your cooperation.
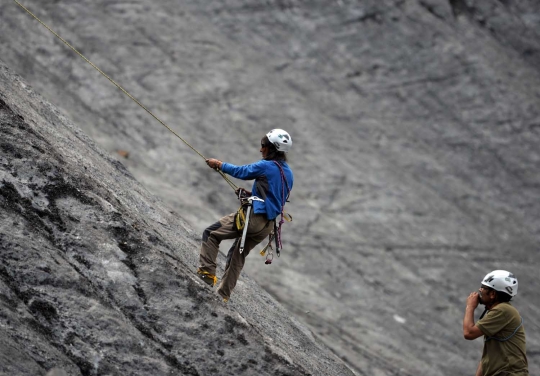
[272,161,291,254]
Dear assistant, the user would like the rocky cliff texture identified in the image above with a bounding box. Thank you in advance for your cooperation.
[1,0,539,375]
[0,63,352,375]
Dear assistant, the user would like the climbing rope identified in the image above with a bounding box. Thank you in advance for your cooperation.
[485,317,524,342]
[14,0,239,191]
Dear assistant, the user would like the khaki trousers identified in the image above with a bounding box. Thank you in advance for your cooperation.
[199,211,274,299]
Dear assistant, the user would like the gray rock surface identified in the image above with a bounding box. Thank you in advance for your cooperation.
[0,64,352,375]
[1,0,539,375]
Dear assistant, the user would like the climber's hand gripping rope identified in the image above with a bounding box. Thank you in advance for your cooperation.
[205,158,222,170]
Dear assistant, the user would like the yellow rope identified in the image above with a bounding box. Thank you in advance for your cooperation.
[14,0,239,191]
[235,205,246,230]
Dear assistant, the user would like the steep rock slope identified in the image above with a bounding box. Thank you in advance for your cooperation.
[0,62,353,376]
[1,1,539,375]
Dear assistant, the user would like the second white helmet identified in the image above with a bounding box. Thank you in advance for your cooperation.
[266,129,292,152]
[481,270,518,297]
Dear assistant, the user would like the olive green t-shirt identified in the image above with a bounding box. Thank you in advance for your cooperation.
[476,302,528,376]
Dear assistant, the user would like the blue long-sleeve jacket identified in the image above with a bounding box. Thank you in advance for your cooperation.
[221,160,293,220]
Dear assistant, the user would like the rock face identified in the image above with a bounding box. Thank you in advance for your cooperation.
[1,0,540,375]
[0,65,353,375]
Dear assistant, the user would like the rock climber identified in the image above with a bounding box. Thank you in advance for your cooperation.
[197,129,294,302]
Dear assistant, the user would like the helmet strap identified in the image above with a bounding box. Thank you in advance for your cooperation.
[479,308,489,320]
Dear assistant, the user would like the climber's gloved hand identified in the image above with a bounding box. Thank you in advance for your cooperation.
[235,187,251,199]
[205,158,222,170]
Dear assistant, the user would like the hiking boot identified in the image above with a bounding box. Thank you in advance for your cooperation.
[217,290,229,303]
[197,269,217,287]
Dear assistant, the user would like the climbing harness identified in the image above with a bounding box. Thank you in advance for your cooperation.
[237,196,265,254]
[14,0,239,192]
[479,308,524,342]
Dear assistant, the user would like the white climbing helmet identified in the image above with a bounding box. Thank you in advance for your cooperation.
[266,129,292,152]
[481,270,518,297]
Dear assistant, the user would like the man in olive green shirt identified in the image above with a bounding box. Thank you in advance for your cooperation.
[463,270,529,376]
